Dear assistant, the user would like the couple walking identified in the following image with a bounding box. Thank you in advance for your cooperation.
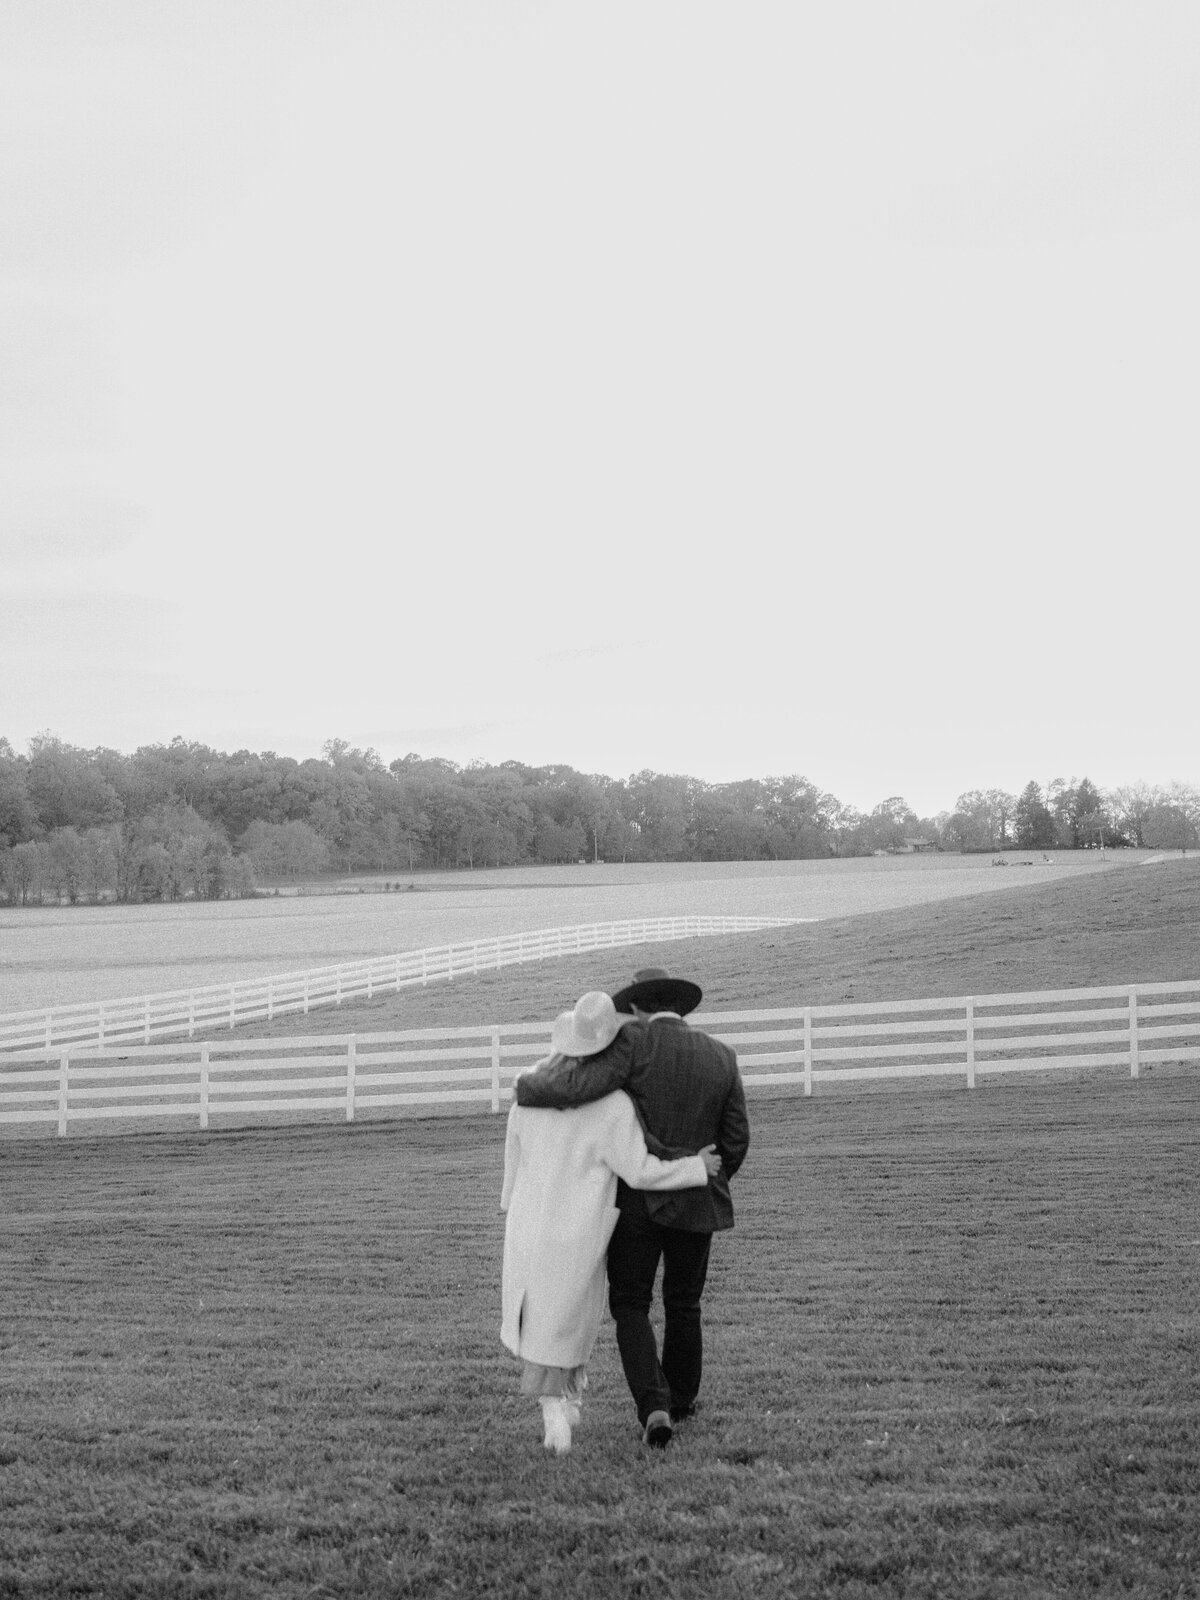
[500,967,750,1454]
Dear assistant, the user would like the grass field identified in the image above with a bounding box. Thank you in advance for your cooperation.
[2,1075,1197,1598]
[217,855,1200,1041]
[1,860,1197,1597]
[0,850,1158,1016]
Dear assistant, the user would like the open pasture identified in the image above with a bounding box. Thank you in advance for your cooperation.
[1,1071,1197,1598]
[5,856,1196,1144]
[0,851,1131,1016]
[205,853,1200,1041]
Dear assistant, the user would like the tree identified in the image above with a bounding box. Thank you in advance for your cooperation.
[624,771,690,860]
[321,738,384,771]
[688,786,769,861]
[986,789,1018,848]
[1045,778,1074,847]
[1106,783,1157,848]
[948,792,989,852]
[79,827,119,901]
[134,839,173,901]
[590,775,638,862]
[1144,802,1200,853]
[0,746,38,846]
[532,768,620,865]
[945,789,1018,852]
[915,813,948,849]
[762,775,834,858]
[46,827,88,903]
[1162,783,1200,851]
[237,820,330,880]
[25,735,123,831]
[365,809,425,872]
[1064,777,1108,847]
[534,818,587,864]
[1013,781,1057,849]
[308,764,374,872]
[95,744,170,823]
[2,840,48,905]
[132,737,220,817]
[866,796,920,853]
[201,750,291,838]
[824,799,866,856]
[414,781,489,868]
[202,833,251,899]
[116,803,235,902]
[463,766,534,867]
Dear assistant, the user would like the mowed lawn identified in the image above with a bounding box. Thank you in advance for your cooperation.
[2,1067,1198,1598]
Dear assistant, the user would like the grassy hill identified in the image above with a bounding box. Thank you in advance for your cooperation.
[216,857,1200,1041]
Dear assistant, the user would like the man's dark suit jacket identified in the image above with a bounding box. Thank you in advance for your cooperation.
[514,1016,750,1233]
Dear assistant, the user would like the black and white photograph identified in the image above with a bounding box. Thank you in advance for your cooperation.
[2,4,1198,1596]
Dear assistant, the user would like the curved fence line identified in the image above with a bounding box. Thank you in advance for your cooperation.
[2,978,1196,1139]
[0,914,811,1055]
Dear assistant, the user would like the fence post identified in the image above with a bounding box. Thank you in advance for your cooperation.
[346,1035,356,1122]
[336,968,343,1006]
[199,1044,210,1130]
[1129,989,1139,1079]
[803,1008,813,1097]
[965,998,976,1089]
[57,1050,70,1137]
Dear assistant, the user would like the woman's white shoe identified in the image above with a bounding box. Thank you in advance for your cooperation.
[540,1396,574,1454]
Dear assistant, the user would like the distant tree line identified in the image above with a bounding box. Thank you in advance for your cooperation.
[940,779,1200,855]
[1,733,1196,906]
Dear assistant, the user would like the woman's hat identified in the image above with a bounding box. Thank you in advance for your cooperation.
[549,991,626,1058]
[610,967,703,1017]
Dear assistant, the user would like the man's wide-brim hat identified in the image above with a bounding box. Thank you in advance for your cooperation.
[611,967,703,1017]
[549,991,626,1058]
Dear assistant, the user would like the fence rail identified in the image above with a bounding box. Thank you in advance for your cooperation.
[3,979,1197,1139]
[0,915,808,1056]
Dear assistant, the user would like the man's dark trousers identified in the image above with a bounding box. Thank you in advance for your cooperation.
[608,1194,712,1425]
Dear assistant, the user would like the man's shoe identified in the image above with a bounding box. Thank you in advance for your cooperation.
[643,1410,673,1449]
[669,1401,698,1424]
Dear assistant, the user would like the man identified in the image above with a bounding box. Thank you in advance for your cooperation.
[515,966,749,1449]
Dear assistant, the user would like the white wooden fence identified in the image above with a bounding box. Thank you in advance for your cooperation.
[0,915,808,1056]
[2,979,1196,1138]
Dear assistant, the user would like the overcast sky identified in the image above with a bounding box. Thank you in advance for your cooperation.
[2,1,1197,818]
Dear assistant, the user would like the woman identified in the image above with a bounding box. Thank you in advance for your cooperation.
[501,990,720,1454]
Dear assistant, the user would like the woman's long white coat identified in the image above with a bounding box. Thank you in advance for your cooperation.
[500,1090,708,1369]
